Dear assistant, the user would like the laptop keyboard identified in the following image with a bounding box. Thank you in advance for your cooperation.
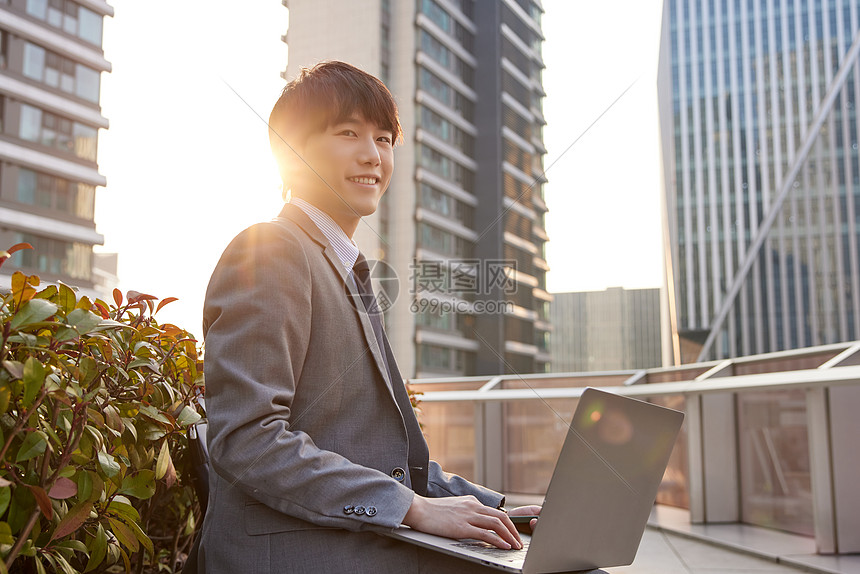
[452,538,530,561]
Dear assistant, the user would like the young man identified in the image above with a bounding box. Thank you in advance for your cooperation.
[197,61,539,573]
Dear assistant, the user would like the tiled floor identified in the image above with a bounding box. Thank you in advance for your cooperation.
[604,528,816,574]
[504,496,860,574]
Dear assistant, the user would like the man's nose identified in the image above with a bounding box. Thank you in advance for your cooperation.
[358,136,381,165]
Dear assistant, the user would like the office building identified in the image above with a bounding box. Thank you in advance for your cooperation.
[658,0,860,362]
[281,0,551,377]
[551,287,662,373]
[0,0,113,300]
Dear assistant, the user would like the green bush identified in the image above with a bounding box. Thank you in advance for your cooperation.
[0,244,204,573]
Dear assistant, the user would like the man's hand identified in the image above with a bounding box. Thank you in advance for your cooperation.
[508,504,542,532]
[402,495,523,550]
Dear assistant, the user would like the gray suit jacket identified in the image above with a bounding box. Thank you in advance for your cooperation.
[198,204,503,573]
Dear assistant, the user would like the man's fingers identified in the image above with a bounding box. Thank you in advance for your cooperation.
[469,514,522,549]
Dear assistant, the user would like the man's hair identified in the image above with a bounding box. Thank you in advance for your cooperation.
[268,61,403,166]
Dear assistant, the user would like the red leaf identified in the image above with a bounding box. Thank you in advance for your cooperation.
[52,499,95,540]
[94,302,110,319]
[155,297,179,314]
[48,477,78,500]
[127,291,156,304]
[27,485,53,520]
[113,288,123,307]
[7,243,34,255]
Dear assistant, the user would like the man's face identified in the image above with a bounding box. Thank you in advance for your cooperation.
[289,114,395,235]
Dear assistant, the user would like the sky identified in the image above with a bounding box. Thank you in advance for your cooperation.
[96,0,665,337]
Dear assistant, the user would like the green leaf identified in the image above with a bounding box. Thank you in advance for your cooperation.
[10,299,57,330]
[177,405,202,426]
[1,361,23,380]
[22,357,46,407]
[127,358,159,372]
[84,524,107,572]
[103,404,123,434]
[57,283,77,313]
[118,470,155,500]
[0,486,11,517]
[74,471,93,502]
[0,382,11,415]
[55,539,88,553]
[0,521,14,545]
[97,451,120,478]
[52,552,77,574]
[124,516,154,555]
[66,308,102,334]
[155,441,171,480]
[107,517,138,552]
[16,430,48,462]
[106,500,140,523]
[139,404,170,425]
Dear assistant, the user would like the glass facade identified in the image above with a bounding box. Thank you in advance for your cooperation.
[661,0,860,361]
[22,41,100,102]
[1,0,108,292]
[17,168,95,219]
[11,231,92,281]
[19,103,98,161]
[25,0,103,46]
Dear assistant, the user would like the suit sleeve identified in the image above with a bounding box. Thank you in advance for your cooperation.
[425,461,505,509]
[202,222,415,532]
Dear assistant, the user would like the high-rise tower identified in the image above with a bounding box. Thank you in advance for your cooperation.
[0,0,113,299]
[658,0,860,362]
[282,0,551,377]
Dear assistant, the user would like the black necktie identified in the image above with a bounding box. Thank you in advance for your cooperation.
[353,254,387,363]
[352,253,430,493]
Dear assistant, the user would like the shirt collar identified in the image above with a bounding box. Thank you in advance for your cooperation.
[288,197,360,271]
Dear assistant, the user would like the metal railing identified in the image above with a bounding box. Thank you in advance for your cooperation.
[408,341,860,554]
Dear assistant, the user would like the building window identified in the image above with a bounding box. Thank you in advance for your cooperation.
[419,105,474,155]
[22,42,100,102]
[0,30,8,70]
[419,30,474,87]
[418,222,473,258]
[503,140,534,176]
[418,344,468,373]
[11,231,92,280]
[19,103,98,161]
[416,307,455,331]
[17,168,95,219]
[418,67,475,122]
[421,0,452,33]
[419,183,474,227]
[26,0,103,46]
[419,144,473,190]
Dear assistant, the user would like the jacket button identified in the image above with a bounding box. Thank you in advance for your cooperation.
[343,505,354,515]
[354,506,366,516]
[391,467,406,481]
[366,506,377,517]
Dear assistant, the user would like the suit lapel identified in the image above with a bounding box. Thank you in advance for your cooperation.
[276,205,397,401]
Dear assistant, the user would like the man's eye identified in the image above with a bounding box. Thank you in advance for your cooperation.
[339,129,357,136]
[377,136,392,144]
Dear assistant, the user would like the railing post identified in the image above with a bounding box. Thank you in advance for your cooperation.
[473,400,505,492]
[686,395,705,523]
[806,388,836,553]
[828,384,860,552]
[701,393,739,522]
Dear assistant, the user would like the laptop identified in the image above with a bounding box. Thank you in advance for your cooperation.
[386,387,684,573]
